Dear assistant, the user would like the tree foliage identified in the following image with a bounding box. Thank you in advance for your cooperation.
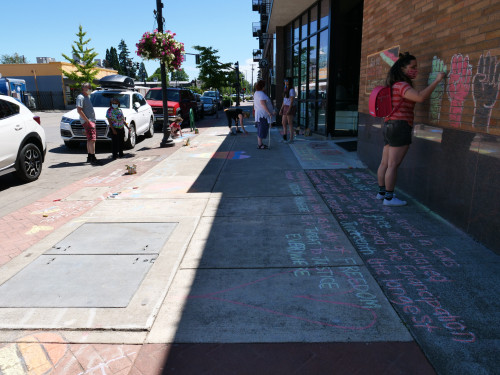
[61,25,99,88]
[0,53,27,64]
[105,47,120,71]
[137,62,148,82]
[171,68,189,82]
[193,45,231,91]
[147,67,169,84]
[118,40,136,78]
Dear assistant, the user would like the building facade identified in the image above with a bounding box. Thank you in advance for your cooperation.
[254,0,500,252]
[0,62,117,109]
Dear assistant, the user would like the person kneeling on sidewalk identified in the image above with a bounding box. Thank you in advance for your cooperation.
[224,108,249,135]
[170,116,183,138]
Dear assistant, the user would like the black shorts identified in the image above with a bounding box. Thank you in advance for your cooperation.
[383,120,412,147]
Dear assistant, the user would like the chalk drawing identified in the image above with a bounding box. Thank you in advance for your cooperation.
[447,54,472,128]
[26,225,54,235]
[472,51,500,129]
[428,56,447,123]
[189,151,250,160]
[188,269,378,331]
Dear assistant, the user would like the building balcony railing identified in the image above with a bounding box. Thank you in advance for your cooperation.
[253,49,263,62]
[252,22,262,37]
[252,0,271,14]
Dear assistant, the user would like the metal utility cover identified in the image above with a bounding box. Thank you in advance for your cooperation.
[46,222,177,255]
[0,254,156,307]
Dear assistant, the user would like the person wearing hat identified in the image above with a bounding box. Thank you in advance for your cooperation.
[224,107,249,135]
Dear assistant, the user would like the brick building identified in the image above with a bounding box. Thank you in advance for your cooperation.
[253,0,499,252]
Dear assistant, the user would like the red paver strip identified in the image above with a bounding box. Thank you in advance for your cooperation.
[0,145,184,268]
[129,342,436,375]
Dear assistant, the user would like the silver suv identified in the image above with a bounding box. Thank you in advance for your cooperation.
[0,95,46,182]
[60,88,154,149]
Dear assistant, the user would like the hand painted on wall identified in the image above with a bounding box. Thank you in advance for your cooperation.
[428,56,447,123]
[472,52,500,128]
[447,54,472,128]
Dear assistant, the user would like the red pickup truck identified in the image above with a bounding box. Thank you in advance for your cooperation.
[145,87,199,126]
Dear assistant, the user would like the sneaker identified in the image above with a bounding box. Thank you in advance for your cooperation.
[383,197,407,206]
[376,193,385,200]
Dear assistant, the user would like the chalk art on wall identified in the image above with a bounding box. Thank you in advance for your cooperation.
[472,51,500,129]
[428,56,447,123]
[447,54,473,128]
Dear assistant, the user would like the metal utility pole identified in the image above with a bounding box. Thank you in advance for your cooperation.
[235,61,240,107]
[251,64,255,90]
[157,0,173,147]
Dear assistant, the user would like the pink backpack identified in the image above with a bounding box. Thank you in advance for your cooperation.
[369,85,403,118]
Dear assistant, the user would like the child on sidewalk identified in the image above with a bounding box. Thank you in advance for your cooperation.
[170,116,183,138]
[106,98,130,160]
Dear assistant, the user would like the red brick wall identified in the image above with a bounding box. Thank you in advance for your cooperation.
[359,0,500,135]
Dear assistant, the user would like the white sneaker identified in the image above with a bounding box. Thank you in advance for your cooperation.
[383,197,407,206]
[376,193,385,200]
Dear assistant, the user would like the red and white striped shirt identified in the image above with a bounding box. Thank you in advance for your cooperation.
[385,81,416,126]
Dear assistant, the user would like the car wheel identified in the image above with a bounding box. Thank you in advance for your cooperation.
[15,143,43,183]
[125,124,136,149]
[64,140,80,149]
[145,117,154,138]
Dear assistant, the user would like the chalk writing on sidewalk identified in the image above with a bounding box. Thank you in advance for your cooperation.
[306,169,476,344]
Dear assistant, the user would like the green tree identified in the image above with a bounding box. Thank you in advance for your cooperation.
[61,25,99,88]
[104,47,120,71]
[118,40,136,78]
[147,67,169,84]
[193,45,232,91]
[0,53,28,64]
[137,62,148,82]
[171,68,189,82]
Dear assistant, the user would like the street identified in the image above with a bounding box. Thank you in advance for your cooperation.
[0,110,218,217]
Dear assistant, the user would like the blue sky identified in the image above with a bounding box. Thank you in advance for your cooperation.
[0,0,260,83]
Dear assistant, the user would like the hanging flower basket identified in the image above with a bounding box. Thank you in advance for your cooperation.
[136,30,184,71]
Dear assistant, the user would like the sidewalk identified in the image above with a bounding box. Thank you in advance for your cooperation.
[0,107,498,375]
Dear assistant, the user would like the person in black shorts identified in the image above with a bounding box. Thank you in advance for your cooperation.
[224,108,249,135]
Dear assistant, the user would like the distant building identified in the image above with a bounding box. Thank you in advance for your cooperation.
[0,61,117,109]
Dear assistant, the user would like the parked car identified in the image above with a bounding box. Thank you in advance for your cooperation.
[60,75,154,150]
[193,93,204,119]
[0,94,46,182]
[202,90,222,109]
[145,87,199,127]
[201,96,217,115]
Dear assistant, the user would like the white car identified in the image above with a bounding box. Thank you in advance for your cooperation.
[60,89,154,149]
[0,94,46,182]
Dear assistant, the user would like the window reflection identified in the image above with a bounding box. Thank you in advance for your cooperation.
[310,5,318,34]
[299,40,308,128]
[317,29,328,135]
[320,0,329,28]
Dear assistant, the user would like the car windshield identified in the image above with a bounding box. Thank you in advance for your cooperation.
[201,97,214,103]
[90,92,130,108]
[145,90,180,102]
[203,91,217,98]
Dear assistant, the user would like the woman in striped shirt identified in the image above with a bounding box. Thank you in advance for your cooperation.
[376,52,446,206]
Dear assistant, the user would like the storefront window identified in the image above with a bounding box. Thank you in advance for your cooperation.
[308,34,318,131]
[310,5,318,34]
[285,48,292,77]
[299,40,308,128]
[293,20,300,43]
[320,0,329,29]
[301,13,308,39]
[293,44,299,79]
[317,29,329,135]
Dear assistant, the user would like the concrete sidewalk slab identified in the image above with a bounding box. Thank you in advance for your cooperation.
[289,140,366,169]
[203,195,331,217]
[212,169,316,197]
[181,214,362,269]
[147,268,412,343]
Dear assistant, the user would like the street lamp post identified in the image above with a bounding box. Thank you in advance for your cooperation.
[156,0,174,147]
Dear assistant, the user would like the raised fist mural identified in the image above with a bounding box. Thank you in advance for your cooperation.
[447,54,472,128]
[472,51,500,129]
[428,56,447,123]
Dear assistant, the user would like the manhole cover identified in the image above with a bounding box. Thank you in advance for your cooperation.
[47,222,177,255]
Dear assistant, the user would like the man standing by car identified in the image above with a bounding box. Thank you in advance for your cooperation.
[76,83,101,165]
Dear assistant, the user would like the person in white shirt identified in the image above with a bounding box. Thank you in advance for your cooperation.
[279,77,297,143]
[253,80,275,149]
